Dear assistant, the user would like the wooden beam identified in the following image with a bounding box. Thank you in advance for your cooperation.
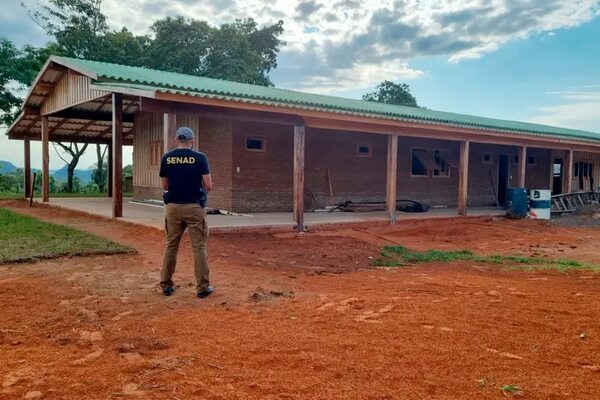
[386,133,398,224]
[107,144,113,198]
[458,140,470,216]
[24,137,31,198]
[41,116,50,202]
[517,146,527,188]
[163,113,177,152]
[51,108,135,123]
[112,93,123,218]
[549,150,555,192]
[564,149,573,194]
[70,97,112,136]
[23,106,41,116]
[293,125,306,232]
[50,118,69,135]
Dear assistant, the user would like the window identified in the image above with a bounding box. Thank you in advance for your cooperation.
[527,155,537,166]
[574,162,579,177]
[356,144,372,158]
[149,141,163,167]
[513,155,519,165]
[433,149,451,177]
[582,162,592,177]
[411,149,429,177]
[482,152,493,164]
[245,137,266,152]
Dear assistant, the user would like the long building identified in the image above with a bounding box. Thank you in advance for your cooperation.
[6,56,600,230]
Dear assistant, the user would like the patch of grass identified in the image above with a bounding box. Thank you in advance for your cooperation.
[0,193,22,200]
[375,245,596,272]
[500,384,524,396]
[0,208,133,264]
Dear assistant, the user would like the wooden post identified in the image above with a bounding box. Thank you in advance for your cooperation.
[107,144,113,198]
[549,150,555,192]
[517,146,527,188]
[386,133,398,224]
[163,113,177,152]
[24,137,31,198]
[564,149,573,194]
[458,140,470,216]
[112,93,123,218]
[29,172,37,207]
[293,125,306,232]
[41,116,50,202]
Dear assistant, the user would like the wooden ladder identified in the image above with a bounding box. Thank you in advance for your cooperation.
[551,191,599,214]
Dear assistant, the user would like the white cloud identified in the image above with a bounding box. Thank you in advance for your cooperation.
[97,0,600,92]
[6,0,600,92]
[530,89,600,133]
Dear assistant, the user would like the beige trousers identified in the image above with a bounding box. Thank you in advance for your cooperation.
[161,203,210,291]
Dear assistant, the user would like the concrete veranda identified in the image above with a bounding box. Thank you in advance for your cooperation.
[43,197,505,232]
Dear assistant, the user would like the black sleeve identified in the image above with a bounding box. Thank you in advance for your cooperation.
[200,154,210,175]
[159,155,168,177]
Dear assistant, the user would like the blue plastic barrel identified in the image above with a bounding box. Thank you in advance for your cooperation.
[506,188,528,219]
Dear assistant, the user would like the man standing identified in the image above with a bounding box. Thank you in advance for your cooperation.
[159,126,213,298]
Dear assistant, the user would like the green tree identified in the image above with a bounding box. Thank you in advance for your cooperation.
[0,40,22,127]
[27,0,108,59]
[363,81,419,107]
[202,19,284,85]
[147,17,284,86]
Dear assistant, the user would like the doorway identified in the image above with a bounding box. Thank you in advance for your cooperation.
[552,158,563,195]
[498,155,510,205]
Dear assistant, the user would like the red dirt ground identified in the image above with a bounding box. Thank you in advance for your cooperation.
[1,200,600,400]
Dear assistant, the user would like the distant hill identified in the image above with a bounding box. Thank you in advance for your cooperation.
[51,165,93,183]
[0,160,93,183]
[0,161,18,174]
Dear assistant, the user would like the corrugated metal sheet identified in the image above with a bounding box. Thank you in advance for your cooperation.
[49,56,600,143]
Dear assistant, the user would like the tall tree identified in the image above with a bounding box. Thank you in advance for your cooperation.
[26,0,108,58]
[363,81,419,107]
[147,17,284,85]
[53,142,89,192]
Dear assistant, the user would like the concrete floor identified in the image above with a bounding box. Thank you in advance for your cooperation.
[44,197,505,232]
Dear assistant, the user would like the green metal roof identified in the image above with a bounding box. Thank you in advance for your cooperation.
[53,56,600,143]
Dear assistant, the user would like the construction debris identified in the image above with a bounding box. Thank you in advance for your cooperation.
[333,199,430,213]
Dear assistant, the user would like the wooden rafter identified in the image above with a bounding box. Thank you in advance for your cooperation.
[71,97,112,136]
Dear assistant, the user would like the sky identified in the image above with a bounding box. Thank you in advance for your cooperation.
[1,0,600,170]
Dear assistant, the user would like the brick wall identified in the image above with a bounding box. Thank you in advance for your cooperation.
[132,112,553,212]
[306,129,388,208]
[229,128,553,211]
[133,185,163,201]
[197,117,233,210]
[231,121,294,212]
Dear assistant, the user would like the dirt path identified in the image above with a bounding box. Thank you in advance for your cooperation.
[1,200,600,399]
